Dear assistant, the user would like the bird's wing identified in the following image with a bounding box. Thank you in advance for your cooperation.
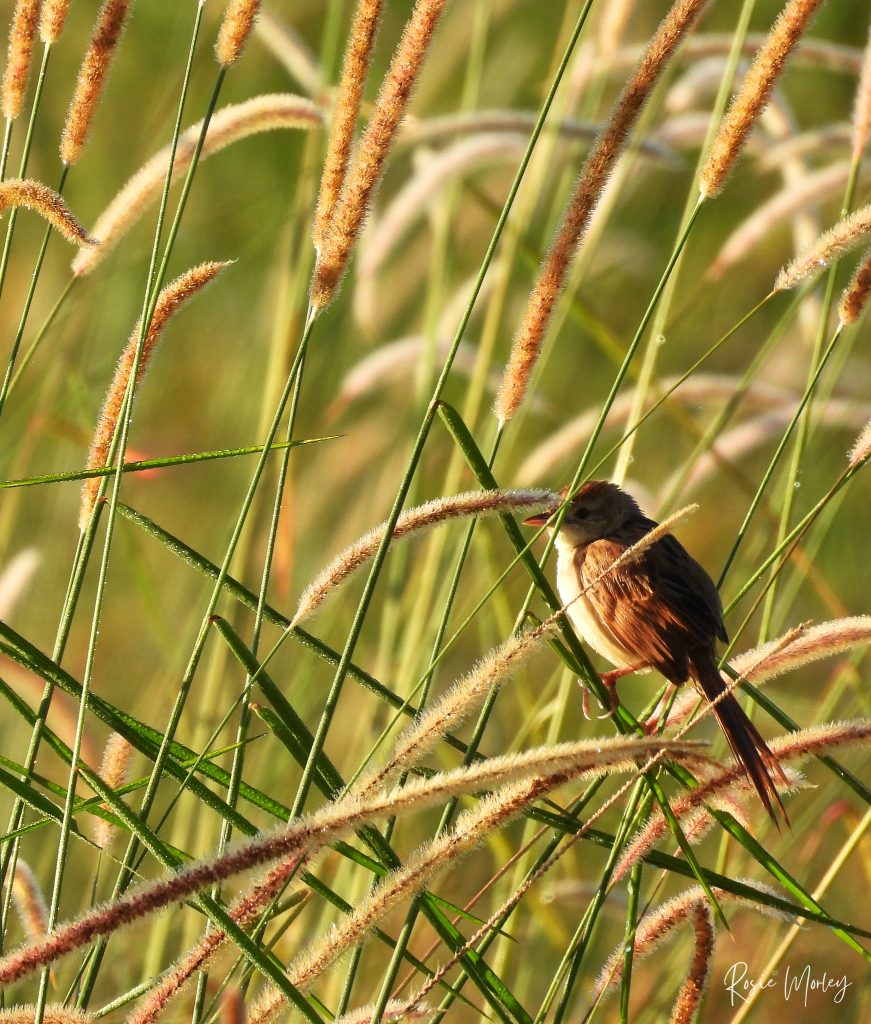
[579,533,726,681]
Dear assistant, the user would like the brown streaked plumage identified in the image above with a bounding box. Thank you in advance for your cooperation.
[524,480,787,824]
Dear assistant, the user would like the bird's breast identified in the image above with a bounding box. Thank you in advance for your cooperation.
[554,541,636,669]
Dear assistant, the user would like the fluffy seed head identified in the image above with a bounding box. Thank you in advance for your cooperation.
[80,262,230,528]
[40,1,71,44]
[1,0,39,120]
[853,20,871,161]
[775,202,871,290]
[0,179,96,246]
[849,418,871,467]
[91,732,133,849]
[699,0,825,197]
[11,862,48,942]
[495,0,708,424]
[215,0,262,67]
[291,488,557,625]
[310,0,448,311]
[61,0,134,165]
[313,0,383,250]
[839,247,871,325]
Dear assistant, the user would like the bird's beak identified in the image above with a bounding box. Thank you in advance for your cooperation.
[523,509,554,527]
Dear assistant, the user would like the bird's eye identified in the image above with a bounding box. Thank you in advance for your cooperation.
[576,507,590,520]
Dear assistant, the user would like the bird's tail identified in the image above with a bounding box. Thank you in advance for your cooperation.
[689,651,788,826]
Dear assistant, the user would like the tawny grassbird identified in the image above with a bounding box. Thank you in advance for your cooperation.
[524,480,787,824]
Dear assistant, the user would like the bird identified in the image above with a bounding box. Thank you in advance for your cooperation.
[523,479,787,824]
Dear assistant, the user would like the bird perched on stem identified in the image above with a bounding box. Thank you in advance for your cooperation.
[524,480,787,825]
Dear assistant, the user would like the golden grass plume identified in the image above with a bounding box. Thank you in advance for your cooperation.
[79,261,230,529]
[494,0,708,425]
[310,0,447,311]
[839,247,871,325]
[215,0,261,67]
[332,1003,430,1024]
[61,0,133,165]
[849,417,871,467]
[91,732,133,850]
[774,201,871,290]
[0,179,96,246]
[1,0,39,120]
[670,903,715,1024]
[0,1009,93,1024]
[290,487,558,625]
[853,20,871,161]
[39,1,70,45]
[11,861,48,943]
[699,0,825,198]
[249,751,694,1022]
[594,883,782,1005]
[72,93,322,275]
[313,0,383,250]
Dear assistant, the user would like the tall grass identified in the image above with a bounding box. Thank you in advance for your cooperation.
[0,2,868,1023]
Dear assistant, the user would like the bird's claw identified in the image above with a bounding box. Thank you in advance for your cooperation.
[579,679,619,720]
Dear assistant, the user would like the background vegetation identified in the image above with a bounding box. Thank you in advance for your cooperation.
[0,0,869,1022]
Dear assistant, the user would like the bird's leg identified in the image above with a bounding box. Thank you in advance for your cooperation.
[643,682,679,735]
[580,663,647,720]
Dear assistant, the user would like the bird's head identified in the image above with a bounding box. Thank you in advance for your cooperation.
[523,480,641,545]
